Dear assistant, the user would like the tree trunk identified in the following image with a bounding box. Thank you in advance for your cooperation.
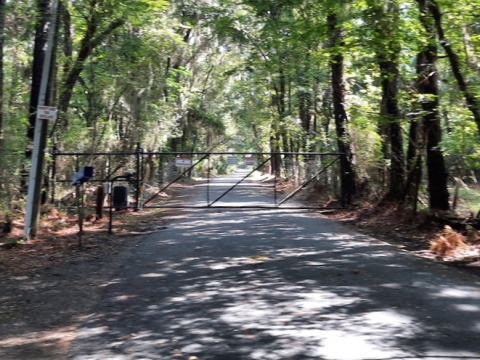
[428,0,480,135]
[403,114,423,204]
[52,1,124,135]
[27,0,50,141]
[299,88,311,152]
[371,0,405,200]
[271,64,287,175]
[379,57,405,200]
[328,13,356,205]
[0,0,5,158]
[417,0,450,211]
[298,51,313,153]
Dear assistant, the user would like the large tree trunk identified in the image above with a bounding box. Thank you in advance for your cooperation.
[27,0,50,141]
[298,86,312,152]
[403,115,423,203]
[428,0,480,135]
[22,0,50,196]
[417,0,450,211]
[271,65,288,176]
[372,0,405,200]
[298,50,313,153]
[0,0,6,209]
[380,57,405,200]
[328,13,356,205]
[0,0,5,158]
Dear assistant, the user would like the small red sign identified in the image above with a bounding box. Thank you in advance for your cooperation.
[245,157,256,166]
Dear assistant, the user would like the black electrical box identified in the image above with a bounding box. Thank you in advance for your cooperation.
[112,185,129,210]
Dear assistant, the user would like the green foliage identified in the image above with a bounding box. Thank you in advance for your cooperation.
[443,114,480,173]
[215,160,230,175]
[456,187,480,213]
[4,0,480,208]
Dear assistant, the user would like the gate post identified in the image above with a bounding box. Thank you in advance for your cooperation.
[51,144,59,204]
[274,153,278,205]
[207,154,211,205]
[135,144,143,211]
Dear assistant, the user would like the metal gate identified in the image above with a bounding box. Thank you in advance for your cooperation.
[142,152,345,210]
[51,149,346,212]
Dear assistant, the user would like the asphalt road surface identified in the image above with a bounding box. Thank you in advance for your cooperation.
[67,172,480,360]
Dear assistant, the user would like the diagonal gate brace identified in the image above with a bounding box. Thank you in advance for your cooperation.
[277,157,340,206]
[208,156,272,207]
[143,153,210,206]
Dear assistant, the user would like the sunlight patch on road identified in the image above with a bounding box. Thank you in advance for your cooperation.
[216,286,423,360]
[454,303,480,312]
[173,218,247,230]
[220,289,363,327]
[140,272,166,278]
[202,248,329,270]
[0,325,76,348]
[314,330,404,360]
[98,278,122,288]
[113,294,138,301]
[434,286,480,299]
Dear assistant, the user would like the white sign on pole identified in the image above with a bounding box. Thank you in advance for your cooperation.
[37,106,58,120]
[175,157,192,167]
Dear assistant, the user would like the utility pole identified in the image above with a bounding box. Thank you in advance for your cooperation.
[23,0,59,240]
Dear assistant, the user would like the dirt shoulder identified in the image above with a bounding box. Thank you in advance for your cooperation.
[323,202,480,275]
[0,209,168,360]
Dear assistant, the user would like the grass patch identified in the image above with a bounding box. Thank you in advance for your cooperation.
[456,187,480,213]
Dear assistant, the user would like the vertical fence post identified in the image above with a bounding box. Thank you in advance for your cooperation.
[51,144,59,204]
[74,155,79,211]
[106,154,111,180]
[207,154,211,205]
[135,143,142,211]
[159,154,164,184]
[108,187,113,234]
[274,153,278,206]
[76,183,85,247]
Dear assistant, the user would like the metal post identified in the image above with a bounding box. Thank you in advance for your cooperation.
[77,183,84,247]
[274,154,278,206]
[207,154,211,205]
[23,0,59,240]
[50,144,58,204]
[135,143,142,211]
[108,180,114,234]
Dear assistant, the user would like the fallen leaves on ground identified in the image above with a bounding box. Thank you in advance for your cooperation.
[0,207,168,277]
[324,202,480,269]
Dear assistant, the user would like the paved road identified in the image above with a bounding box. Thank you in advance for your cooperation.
[68,172,480,360]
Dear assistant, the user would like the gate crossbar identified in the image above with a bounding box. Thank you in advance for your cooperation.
[51,150,346,212]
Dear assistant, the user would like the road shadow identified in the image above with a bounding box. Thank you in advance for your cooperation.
[67,209,480,360]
